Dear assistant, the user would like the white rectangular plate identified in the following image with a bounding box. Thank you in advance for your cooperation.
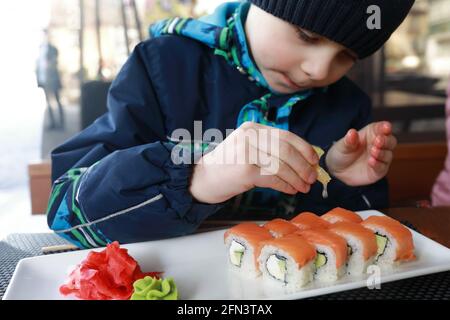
[4,210,450,300]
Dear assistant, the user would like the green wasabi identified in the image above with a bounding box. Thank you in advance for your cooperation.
[130,276,178,300]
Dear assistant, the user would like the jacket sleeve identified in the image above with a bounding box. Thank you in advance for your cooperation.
[295,95,389,214]
[46,42,222,248]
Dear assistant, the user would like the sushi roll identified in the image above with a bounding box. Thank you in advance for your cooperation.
[258,234,316,292]
[263,219,299,238]
[321,207,363,224]
[291,212,331,231]
[329,222,378,275]
[224,223,273,277]
[297,229,348,282]
[361,216,416,267]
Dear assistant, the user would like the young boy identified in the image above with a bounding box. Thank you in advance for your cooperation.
[47,0,415,248]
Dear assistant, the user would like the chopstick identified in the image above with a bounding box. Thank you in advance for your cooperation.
[41,244,80,255]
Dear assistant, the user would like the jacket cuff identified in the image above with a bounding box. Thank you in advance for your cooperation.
[160,142,223,224]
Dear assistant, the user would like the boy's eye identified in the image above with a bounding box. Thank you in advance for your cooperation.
[296,28,319,43]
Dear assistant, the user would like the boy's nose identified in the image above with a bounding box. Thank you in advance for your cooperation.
[302,57,332,82]
[301,46,338,82]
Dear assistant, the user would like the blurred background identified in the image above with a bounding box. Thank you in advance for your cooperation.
[0,0,449,238]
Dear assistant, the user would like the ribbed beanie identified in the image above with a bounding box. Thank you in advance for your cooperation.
[249,0,415,59]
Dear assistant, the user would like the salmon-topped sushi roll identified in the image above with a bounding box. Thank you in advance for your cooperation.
[297,229,348,282]
[263,219,299,238]
[224,223,273,277]
[361,216,416,267]
[291,212,331,231]
[258,234,316,291]
[329,222,378,275]
[321,207,363,224]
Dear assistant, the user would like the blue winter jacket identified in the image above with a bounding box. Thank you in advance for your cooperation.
[47,4,388,248]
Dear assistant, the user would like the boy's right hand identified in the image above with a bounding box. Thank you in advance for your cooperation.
[188,122,320,204]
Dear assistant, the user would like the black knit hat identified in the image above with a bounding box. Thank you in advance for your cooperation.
[249,0,415,59]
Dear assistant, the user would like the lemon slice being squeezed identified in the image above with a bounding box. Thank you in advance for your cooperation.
[312,146,332,199]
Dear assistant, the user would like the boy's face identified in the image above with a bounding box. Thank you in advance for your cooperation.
[245,5,358,95]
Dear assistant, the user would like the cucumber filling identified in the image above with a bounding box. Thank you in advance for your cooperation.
[314,252,327,269]
[266,254,287,282]
[375,233,389,258]
[229,240,245,267]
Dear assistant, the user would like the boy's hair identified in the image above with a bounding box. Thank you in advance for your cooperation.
[250,0,415,59]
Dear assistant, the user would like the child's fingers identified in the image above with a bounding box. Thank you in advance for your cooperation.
[368,156,389,174]
[247,144,310,193]
[374,134,397,150]
[247,132,317,186]
[246,122,319,166]
[370,147,393,165]
[273,129,319,166]
[373,135,384,149]
[339,129,360,153]
[256,168,299,195]
[374,121,392,136]
[345,129,359,145]
[384,135,398,150]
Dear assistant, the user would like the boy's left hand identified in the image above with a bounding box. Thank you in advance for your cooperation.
[325,121,397,187]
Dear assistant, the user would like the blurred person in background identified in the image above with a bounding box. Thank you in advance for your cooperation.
[431,77,450,206]
[36,28,65,130]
